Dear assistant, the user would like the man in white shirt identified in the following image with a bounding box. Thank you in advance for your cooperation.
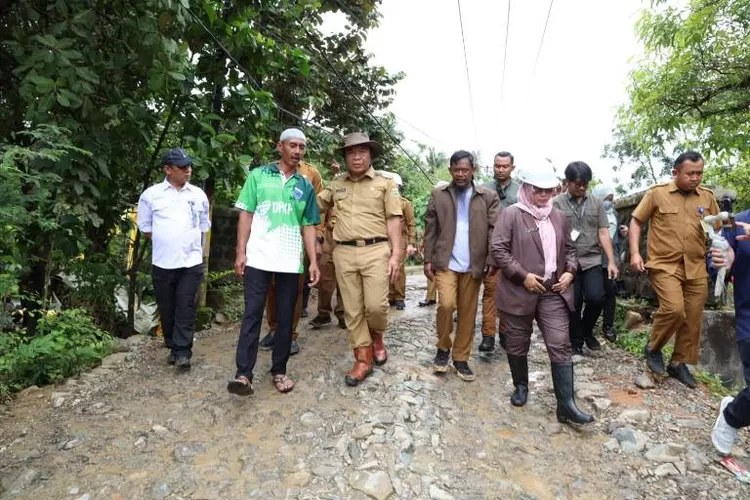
[137,148,211,369]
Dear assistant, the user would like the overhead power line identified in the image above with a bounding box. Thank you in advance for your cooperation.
[529,0,555,92]
[500,0,512,104]
[456,0,479,150]
[307,29,435,184]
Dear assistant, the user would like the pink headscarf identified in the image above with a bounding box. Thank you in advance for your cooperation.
[513,183,558,280]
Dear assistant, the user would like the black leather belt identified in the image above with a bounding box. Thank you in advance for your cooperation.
[336,237,388,247]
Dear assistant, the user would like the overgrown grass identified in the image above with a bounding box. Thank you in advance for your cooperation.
[208,271,244,323]
[0,309,114,397]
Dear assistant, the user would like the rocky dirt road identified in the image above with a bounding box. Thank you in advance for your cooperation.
[1,274,748,499]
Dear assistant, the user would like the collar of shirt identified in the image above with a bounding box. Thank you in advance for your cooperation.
[666,179,700,196]
[567,192,588,204]
[269,162,303,182]
[161,178,195,192]
[345,166,376,181]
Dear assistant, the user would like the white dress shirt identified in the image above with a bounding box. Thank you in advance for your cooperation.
[137,179,211,269]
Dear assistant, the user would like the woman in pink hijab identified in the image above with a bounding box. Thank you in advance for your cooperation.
[491,166,593,425]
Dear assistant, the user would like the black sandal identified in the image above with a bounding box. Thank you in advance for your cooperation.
[227,376,253,396]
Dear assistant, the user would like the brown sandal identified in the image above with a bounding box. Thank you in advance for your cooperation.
[272,374,295,393]
[227,376,253,396]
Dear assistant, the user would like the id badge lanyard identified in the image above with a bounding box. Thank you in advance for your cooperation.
[567,198,586,241]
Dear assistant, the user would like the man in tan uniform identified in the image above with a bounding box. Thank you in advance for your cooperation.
[309,202,346,330]
[260,160,324,355]
[388,173,417,310]
[629,151,719,388]
[317,132,403,386]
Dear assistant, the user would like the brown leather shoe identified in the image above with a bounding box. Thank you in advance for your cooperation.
[345,346,373,386]
[371,331,388,366]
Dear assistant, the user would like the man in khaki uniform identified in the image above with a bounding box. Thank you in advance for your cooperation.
[260,160,324,355]
[310,202,346,330]
[388,173,417,310]
[629,151,719,388]
[317,132,403,386]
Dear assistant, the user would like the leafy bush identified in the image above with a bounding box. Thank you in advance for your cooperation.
[0,309,114,396]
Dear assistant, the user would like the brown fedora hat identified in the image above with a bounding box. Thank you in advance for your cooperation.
[337,132,382,158]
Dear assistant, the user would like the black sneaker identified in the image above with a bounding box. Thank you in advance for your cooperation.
[667,363,697,388]
[394,300,405,310]
[572,345,584,357]
[585,336,602,351]
[289,340,300,356]
[175,357,191,369]
[338,317,347,329]
[478,336,495,352]
[433,349,451,373]
[259,331,275,351]
[603,326,617,343]
[166,353,176,365]
[453,361,476,382]
[418,299,436,307]
[644,345,665,375]
[389,299,396,306]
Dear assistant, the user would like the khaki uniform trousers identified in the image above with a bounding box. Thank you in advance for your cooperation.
[266,258,308,340]
[389,241,408,302]
[648,263,708,365]
[426,279,437,301]
[334,242,390,349]
[480,272,504,338]
[317,231,344,319]
[435,270,481,362]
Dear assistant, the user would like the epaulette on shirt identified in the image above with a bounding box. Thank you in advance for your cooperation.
[649,181,671,190]
[696,185,715,196]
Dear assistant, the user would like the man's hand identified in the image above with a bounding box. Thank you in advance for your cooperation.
[524,273,546,294]
[551,271,574,292]
[406,244,417,257]
[607,262,619,280]
[424,262,434,281]
[630,253,646,273]
[308,262,321,287]
[388,255,401,285]
[331,160,341,175]
[710,247,733,268]
[234,252,246,277]
[484,265,498,277]
[737,221,750,241]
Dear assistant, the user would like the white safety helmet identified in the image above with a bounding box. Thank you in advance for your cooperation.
[515,163,559,189]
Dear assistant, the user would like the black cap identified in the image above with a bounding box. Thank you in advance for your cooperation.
[161,148,192,167]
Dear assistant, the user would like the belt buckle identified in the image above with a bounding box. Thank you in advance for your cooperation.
[356,240,366,247]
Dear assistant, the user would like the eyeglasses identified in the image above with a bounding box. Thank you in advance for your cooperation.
[532,187,555,194]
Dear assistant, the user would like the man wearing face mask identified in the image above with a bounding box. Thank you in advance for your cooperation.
[592,188,620,342]
[479,151,519,352]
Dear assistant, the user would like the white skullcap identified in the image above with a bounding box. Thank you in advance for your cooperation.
[279,128,306,143]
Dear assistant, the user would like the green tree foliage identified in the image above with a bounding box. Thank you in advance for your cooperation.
[612,0,750,207]
[0,0,405,333]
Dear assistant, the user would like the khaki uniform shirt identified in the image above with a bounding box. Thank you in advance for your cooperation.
[552,192,609,271]
[631,180,719,279]
[400,197,417,246]
[298,161,324,194]
[317,167,403,242]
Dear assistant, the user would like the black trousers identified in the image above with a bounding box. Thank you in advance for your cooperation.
[302,271,311,310]
[152,264,204,359]
[235,267,300,380]
[570,266,605,348]
[724,340,750,429]
[602,270,618,330]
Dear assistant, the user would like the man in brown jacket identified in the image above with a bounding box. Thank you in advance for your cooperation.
[423,150,500,381]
